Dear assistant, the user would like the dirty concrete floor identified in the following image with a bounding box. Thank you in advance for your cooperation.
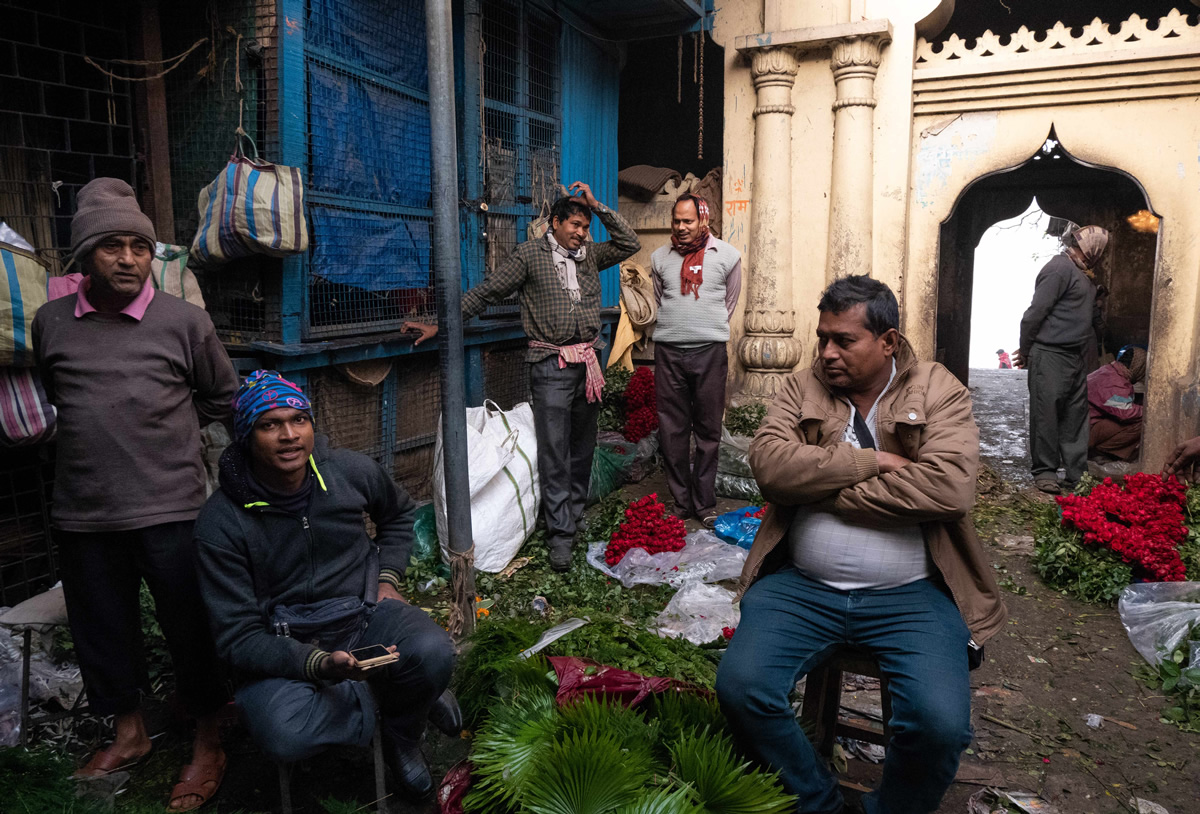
[56,368,1200,813]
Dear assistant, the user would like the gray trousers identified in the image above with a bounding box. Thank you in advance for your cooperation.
[1027,342,1089,484]
[655,342,728,516]
[234,599,455,764]
[530,356,600,549]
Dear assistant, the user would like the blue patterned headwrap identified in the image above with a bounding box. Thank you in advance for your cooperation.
[232,370,313,443]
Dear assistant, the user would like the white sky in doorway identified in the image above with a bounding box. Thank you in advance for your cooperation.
[968,200,1064,369]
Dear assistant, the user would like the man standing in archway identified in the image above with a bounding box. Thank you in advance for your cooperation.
[1015,225,1108,494]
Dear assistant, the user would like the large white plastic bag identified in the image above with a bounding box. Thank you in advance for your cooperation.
[1118,581,1200,665]
[586,530,747,588]
[433,400,539,572]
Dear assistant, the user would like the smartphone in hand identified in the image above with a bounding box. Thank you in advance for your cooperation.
[350,644,399,669]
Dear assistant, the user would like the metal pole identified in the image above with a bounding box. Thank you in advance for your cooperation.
[425,0,476,634]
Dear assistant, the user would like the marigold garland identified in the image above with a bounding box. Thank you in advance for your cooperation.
[1056,473,1187,582]
[604,493,686,566]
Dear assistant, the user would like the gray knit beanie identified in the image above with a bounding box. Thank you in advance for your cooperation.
[70,178,156,259]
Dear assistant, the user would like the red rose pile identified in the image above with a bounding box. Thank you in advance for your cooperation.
[623,367,658,443]
[1056,473,1188,582]
[604,493,686,566]
[749,504,768,520]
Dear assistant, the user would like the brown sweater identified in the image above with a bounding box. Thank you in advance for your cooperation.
[32,292,238,532]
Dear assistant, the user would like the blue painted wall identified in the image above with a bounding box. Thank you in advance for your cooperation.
[560,26,622,308]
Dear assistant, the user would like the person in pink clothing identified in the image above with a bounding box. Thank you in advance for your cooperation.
[1087,346,1146,461]
[996,349,1012,370]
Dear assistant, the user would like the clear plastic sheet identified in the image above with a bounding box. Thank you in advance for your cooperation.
[586,530,747,589]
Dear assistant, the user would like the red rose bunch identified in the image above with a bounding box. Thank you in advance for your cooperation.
[750,504,768,520]
[622,368,659,442]
[721,626,736,641]
[1056,473,1188,582]
[604,493,686,566]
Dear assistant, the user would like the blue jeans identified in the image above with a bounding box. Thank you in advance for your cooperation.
[716,569,972,814]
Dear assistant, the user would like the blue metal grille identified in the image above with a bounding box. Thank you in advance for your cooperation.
[469,0,561,317]
[302,0,435,338]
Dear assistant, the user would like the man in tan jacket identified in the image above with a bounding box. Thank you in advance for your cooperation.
[716,276,1005,814]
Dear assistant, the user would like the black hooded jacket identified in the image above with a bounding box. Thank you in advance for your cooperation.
[194,435,415,681]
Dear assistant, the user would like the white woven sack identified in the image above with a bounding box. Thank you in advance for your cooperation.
[433,400,540,572]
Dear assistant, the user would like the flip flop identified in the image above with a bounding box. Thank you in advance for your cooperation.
[74,744,152,778]
[167,753,227,812]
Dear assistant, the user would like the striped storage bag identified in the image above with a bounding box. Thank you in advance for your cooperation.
[150,243,205,308]
[191,132,308,266]
[1,241,48,367]
[0,367,55,446]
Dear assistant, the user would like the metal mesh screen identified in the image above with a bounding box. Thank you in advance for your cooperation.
[308,366,388,465]
[475,0,561,317]
[483,339,531,409]
[303,0,436,338]
[0,0,136,273]
[0,451,56,607]
[202,255,283,344]
[393,354,441,502]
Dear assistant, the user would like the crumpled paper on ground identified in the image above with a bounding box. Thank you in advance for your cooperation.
[586,530,747,589]
[653,582,740,646]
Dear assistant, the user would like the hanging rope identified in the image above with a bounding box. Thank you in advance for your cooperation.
[697,31,705,161]
[446,545,477,637]
[677,35,683,104]
[83,37,209,83]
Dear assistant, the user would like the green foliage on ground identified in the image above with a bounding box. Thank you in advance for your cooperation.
[463,677,793,814]
[598,367,635,432]
[1133,624,1200,734]
[722,404,766,439]
[1031,503,1133,605]
[0,747,109,814]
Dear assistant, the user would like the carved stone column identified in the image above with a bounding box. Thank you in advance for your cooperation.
[737,46,805,400]
[826,33,890,280]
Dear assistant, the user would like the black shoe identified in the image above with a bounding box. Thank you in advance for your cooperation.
[428,689,462,736]
[381,729,433,798]
[549,542,572,572]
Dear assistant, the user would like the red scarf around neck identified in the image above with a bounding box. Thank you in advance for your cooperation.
[671,194,710,299]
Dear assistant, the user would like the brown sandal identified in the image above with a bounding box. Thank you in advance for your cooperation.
[74,745,152,778]
[167,754,226,812]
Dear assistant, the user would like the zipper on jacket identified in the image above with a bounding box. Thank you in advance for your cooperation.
[302,515,314,602]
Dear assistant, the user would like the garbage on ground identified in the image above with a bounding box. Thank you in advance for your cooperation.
[712,506,765,549]
[1131,798,1170,814]
[653,582,739,646]
[1118,581,1200,667]
[716,429,761,501]
[530,596,552,619]
[1084,713,1104,728]
[411,502,441,567]
[838,737,885,763]
[433,400,539,572]
[587,530,747,589]
[519,617,588,658]
[968,788,1058,814]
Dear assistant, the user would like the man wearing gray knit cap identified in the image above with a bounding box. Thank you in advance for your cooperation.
[32,178,238,810]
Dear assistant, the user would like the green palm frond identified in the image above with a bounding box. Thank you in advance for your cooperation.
[612,787,700,814]
[522,728,653,814]
[455,617,549,727]
[556,695,661,772]
[647,690,725,746]
[669,729,795,814]
[464,689,561,813]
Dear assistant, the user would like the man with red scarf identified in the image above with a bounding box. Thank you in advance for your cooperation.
[650,194,742,527]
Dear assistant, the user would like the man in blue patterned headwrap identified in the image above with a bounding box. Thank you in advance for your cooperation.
[195,371,460,798]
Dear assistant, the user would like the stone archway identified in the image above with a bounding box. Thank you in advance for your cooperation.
[934,131,1158,389]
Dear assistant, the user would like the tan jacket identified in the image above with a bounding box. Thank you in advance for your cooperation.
[736,337,1008,646]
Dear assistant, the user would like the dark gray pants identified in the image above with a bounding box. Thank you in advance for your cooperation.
[56,521,227,718]
[655,342,728,516]
[530,357,600,549]
[1028,342,1088,484]
[234,599,455,764]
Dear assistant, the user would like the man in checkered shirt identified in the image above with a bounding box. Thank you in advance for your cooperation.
[404,181,639,571]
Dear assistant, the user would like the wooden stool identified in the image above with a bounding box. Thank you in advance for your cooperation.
[800,648,892,760]
[277,725,389,814]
